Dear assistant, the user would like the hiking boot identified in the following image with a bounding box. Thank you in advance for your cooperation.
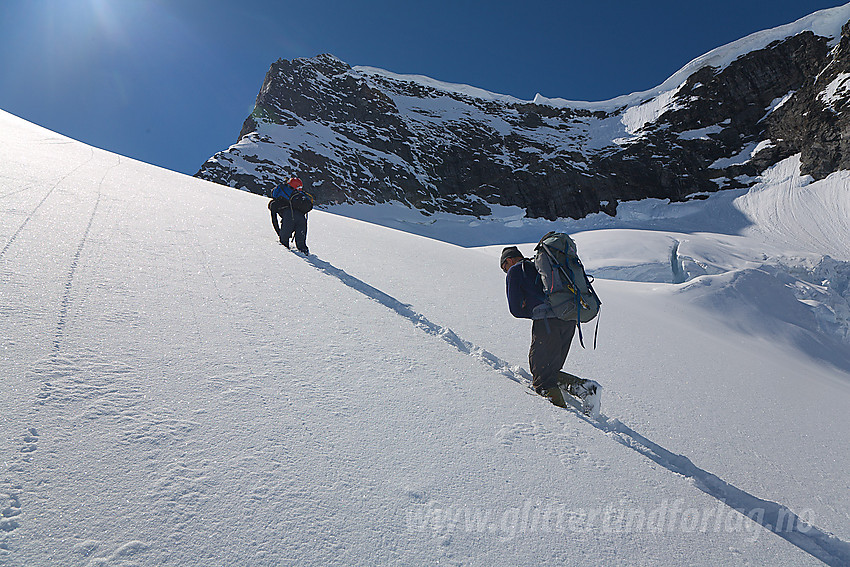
[542,386,567,409]
[571,379,595,398]
[557,371,581,393]
[572,379,601,418]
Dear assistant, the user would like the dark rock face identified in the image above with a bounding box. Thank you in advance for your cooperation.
[196,19,850,221]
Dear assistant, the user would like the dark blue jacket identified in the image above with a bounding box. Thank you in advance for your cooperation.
[506,259,547,319]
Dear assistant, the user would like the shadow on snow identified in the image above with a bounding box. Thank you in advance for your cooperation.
[305,253,850,566]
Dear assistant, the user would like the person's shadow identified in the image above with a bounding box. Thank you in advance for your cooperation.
[306,253,850,566]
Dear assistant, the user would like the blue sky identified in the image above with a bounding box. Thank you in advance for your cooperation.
[0,0,845,174]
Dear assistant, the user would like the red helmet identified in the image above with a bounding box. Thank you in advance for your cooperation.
[288,177,303,190]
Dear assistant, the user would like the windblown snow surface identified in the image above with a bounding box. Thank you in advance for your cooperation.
[2,106,850,566]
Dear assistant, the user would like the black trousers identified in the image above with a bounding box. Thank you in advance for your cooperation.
[278,209,308,251]
[529,318,576,392]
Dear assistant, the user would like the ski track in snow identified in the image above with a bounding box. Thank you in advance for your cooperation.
[53,156,119,353]
[304,252,850,567]
[0,147,95,260]
[0,148,187,565]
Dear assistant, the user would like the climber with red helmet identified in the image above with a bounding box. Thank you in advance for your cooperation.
[269,176,313,254]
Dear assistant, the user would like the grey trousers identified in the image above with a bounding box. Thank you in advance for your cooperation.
[529,318,576,392]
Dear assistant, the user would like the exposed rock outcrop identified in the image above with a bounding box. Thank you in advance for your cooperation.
[196,8,850,221]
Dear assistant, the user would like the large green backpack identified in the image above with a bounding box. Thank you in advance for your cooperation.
[533,232,601,345]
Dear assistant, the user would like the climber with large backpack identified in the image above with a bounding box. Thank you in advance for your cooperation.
[501,231,602,416]
[269,176,313,255]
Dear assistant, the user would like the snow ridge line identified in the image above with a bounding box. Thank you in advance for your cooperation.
[594,418,850,566]
[303,255,533,387]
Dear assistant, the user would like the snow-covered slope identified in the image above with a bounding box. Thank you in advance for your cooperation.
[2,108,850,566]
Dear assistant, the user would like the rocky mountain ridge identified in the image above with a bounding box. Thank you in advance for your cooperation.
[196,5,850,221]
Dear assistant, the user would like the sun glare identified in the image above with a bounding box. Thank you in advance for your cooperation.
[88,0,130,44]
